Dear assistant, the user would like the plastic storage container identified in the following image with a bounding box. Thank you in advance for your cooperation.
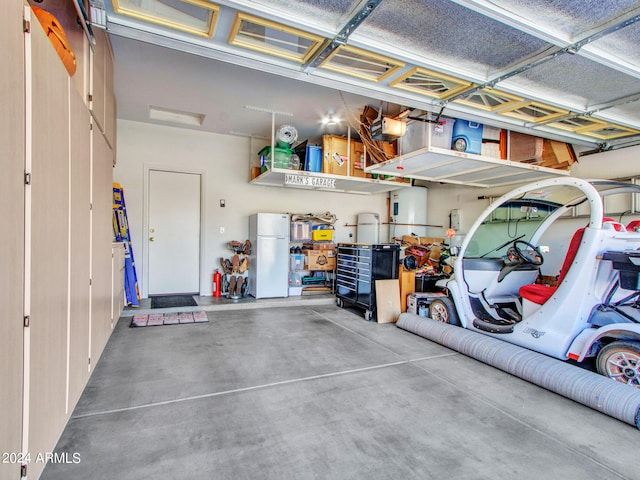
[288,271,302,286]
[304,145,322,172]
[258,146,294,169]
[291,221,312,241]
[312,230,333,241]
[290,253,305,270]
[451,120,484,154]
[399,116,455,154]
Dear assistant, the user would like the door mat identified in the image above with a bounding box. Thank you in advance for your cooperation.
[150,295,198,309]
[130,311,208,327]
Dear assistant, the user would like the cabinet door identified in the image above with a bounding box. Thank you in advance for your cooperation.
[112,243,126,324]
[90,28,107,133]
[27,10,71,478]
[104,38,117,152]
[68,86,92,410]
[90,124,114,366]
[0,1,25,477]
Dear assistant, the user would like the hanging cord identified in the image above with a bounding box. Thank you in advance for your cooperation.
[339,91,394,163]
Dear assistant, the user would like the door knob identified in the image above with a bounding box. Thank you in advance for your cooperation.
[149,237,155,242]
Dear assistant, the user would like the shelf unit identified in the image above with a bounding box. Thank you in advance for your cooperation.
[251,167,412,194]
[365,145,570,188]
[289,219,338,295]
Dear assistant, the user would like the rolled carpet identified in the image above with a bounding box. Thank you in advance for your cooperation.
[397,312,640,429]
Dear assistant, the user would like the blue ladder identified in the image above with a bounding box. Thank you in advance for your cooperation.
[113,183,140,307]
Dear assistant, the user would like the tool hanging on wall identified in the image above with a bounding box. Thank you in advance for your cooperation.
[113,183,140,307]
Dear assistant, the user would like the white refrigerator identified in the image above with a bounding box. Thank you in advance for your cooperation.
[248,213,290,298]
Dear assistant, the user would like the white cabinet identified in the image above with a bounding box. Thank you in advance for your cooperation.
[27,8,71,470]
[90,28,117,152]
[0,1,26,478]
[112,242,126,326]
[3,3,117,478]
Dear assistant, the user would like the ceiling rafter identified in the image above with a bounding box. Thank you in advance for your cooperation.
[303,0,384,71]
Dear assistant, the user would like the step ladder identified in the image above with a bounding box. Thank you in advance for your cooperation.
[113,183,140,307]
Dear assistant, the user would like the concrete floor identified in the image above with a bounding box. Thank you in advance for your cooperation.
[42,299,638,480]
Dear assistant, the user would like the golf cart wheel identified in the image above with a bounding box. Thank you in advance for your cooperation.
[428,298,460,326]
[452,138,467,152]
[596,341,640,388]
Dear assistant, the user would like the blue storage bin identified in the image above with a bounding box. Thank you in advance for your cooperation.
[304,145,322,172]
[451,120,484,155]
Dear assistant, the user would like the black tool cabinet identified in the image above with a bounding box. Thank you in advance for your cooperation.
[335,243,400,321]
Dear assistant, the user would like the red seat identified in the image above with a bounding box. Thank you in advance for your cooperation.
[627,220,640,232]
[602,217,625,231]
[519,227,585,305]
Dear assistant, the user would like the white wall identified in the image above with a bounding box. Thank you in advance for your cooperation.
[114,120,391,297]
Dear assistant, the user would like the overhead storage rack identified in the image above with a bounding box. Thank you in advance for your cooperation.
[250,167,412,195]
[365,146,569,188]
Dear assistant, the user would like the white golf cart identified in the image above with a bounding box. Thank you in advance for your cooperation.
[425,177,640,387]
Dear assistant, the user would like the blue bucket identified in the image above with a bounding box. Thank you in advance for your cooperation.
[451,120,484,154]
[305,146,322,172]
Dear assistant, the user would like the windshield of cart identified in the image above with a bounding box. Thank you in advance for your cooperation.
[463,180,640,260]
[464,199,562,259]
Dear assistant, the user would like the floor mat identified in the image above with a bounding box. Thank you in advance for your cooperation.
[150,295,198,309]
[130,311,208,327]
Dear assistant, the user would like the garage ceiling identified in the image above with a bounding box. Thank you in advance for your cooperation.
[94,0,640,151]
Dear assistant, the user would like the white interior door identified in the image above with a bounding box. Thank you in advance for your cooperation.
[148,170,201,295]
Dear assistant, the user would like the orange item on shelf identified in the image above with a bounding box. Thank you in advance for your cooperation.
[31,6,77,76]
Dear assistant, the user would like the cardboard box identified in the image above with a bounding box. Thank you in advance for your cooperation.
[507,131,544,163]
[323,135,349,175]
[303,242,335,251]
[419,237,445,245]
[480,126,503,159]
[323,135,366,176]
[540,139,576,170]
[305,250,336,270]
[350,141,368,178]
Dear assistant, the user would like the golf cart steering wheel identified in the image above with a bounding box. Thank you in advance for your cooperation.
[513,240,544,266]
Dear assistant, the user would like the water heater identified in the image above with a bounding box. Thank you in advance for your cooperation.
[389,187,428,241]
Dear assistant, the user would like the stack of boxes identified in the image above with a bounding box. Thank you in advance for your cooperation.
[290,220,336,295]
[322,134,369,178]
[303,226,336,271]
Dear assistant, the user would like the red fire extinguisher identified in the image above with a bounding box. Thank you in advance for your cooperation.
[212,269,222,297]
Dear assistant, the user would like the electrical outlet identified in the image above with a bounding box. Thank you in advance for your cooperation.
[220,199,225,207]
[220,227,225,234]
